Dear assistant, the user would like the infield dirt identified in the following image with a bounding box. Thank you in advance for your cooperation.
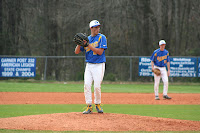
[0,92,200,131]
[0,92,200,104]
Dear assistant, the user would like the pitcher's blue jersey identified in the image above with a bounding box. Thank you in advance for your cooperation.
[150,48,170,67]
[80,33,107,63]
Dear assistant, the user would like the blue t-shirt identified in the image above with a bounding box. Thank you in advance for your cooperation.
[150,48,170,67]
[80,33,107,63]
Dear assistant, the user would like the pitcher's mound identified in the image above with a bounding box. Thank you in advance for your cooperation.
[0,112,199,131]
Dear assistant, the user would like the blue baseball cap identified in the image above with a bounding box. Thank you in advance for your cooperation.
[89,20,101,28]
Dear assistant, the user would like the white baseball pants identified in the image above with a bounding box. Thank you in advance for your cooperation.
[84,63,105,105]
[154,66,168,96]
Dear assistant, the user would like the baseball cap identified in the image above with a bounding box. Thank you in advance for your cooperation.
[89,20,101,28]
[159,40,166,45]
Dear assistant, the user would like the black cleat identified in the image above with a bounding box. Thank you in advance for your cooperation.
[163,95,171,99]
[155,96,160,100]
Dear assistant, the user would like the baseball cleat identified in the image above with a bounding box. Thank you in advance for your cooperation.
[83,105,93,114]
[163,95,171,99]
[155,96,160,100]
[95,104,103,113]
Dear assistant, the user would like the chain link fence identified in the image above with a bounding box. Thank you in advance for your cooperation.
[0,56,199,82]
[39,56,143,81]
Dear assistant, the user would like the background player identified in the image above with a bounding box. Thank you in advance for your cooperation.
[150,40,171,100]
[74,20,107,114]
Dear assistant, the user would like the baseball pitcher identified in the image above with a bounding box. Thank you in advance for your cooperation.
[150,40,171,100]
[74,20,107,114]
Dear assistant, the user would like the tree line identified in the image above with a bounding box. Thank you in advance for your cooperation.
[0,0,200,81]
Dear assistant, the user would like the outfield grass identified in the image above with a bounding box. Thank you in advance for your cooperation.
[0,82,200,93]
[0,104,199,121]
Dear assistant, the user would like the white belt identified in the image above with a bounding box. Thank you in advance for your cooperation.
[155,65,165,68]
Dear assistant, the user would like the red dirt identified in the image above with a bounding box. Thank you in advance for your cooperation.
[0,92,200,131]
[0,112,200,131]
[0,92,200,105]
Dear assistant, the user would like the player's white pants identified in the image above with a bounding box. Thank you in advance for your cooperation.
[154,66,168,96]
[84,63,105,105]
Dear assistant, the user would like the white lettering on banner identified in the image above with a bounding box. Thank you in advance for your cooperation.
[2,72,13,76]
[1,63,34,67]
[170,61,194,65]
[141,58,151,62]
[15,72,19,76]
[179,62,193,65]
[28,58,35,63]
[139,72,153,76]
[4,68,15,71]
[1,58,16,62]
[188,70,195,73]
[170,73,180,76]
[170,73,195,76]
[172,67,194,70]
[173,58,191,62]
[139,62,151,66]
[190,67,194,70]
[141,69,151,72]
[171,67,194,70]
[21,63,34,67]
[16,68,31,71]
[1,63,20,67]
[21,72,34,77]
[17,58,27,63]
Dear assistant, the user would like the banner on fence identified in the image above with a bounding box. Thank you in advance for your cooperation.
[170,57,197,77]
[139,57,197,77]
[0,57,36,77]
[138,57,153,76]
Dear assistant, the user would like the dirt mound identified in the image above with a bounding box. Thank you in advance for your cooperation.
[0,112,200,131]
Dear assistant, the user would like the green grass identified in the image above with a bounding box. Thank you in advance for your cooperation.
[0,82,200,93]
[0,82,82,92]
[0,104,199,121]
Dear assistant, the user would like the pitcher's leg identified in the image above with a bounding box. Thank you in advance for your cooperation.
[93,63,105,104]
[84,64,93,105]
[154,74,161,96]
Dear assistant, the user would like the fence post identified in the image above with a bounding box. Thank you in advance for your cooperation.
[197,57,199,77]
[44,57,48,80]
[130,57,132,81]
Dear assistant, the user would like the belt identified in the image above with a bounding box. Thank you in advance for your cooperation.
[155,65,165,68]
[87,62,104,64]
[88,63,99,64]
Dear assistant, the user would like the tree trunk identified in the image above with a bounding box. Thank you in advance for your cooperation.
[175,0,180,55]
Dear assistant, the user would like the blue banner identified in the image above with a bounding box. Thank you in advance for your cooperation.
[170,57,197,77]
[138,57,153,76]
[138,57,197,77]
[0,57,36,77]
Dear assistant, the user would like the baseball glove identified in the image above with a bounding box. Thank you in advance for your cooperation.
[152,68,161,76]
[73,33,89,47]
